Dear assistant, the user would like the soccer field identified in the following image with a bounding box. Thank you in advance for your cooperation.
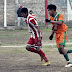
[0,28,72,72]
[0,0,72,71]
[0,28,72,46]
[0,46,72,72]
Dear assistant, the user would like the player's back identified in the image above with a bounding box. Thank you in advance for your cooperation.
[27,14,42,38]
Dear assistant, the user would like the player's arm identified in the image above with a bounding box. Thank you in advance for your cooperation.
[51,20,62,25]
[49,28,54,40]
[35,26,42,44]
[46,14,64,25]
[35,26,41,38]
[45,19,55,40]
[45,19,62,25]
[29,18,41,41]
[49,14,64,40]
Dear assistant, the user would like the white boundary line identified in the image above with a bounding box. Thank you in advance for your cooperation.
[0,42,72,48]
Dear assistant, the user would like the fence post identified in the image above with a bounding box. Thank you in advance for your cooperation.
[4,0,7,28]
[45,0,48,28]
[15,0,19,25]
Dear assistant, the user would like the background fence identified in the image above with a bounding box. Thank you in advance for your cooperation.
[0,0,72,29]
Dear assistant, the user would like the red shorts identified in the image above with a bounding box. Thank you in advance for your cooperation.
[27,36,42,48]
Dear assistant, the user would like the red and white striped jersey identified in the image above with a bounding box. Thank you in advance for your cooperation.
[26,14,42,38]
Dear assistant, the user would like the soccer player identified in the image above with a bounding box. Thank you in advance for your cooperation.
[46,4,72,67]
[21,7,50,66]
[29,10,36,18]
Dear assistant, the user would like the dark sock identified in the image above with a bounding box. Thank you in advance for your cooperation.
[67,49,72,53]
[64,54,71,63]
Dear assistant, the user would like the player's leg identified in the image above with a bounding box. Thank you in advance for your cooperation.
[34,47,50,66]
[36,48,48,62]
[64,31,72,54]
[26,45,37,53]
[57,31,72,67]
[58,44,71,63]
[58,44,72,67]
[56,38,70,65]
[35,37,50,66]
[26,41,49,63]
[26,37,50,66]
[67,49,72,53]
[26,37,37,53]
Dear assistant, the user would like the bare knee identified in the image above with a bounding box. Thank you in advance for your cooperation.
[58,44,64,54]
[58,48,63,54]
[26,45,31,51]
[36,48,40,52]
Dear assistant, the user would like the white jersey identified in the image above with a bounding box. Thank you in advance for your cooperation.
[26,14,42,38]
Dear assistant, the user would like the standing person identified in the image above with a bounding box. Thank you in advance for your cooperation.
[17,5,23,26]
[21,7,50,66]
[29,10,33,15]
[29,10,36,18]
[46,4,72,67]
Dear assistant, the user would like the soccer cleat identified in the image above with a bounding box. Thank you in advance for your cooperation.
[65,63,72,67]
[42,61,50,66]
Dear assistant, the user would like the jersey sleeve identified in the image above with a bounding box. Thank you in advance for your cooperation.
[29,18,38,26]
[58,14,64,22]
[50,16,52,20]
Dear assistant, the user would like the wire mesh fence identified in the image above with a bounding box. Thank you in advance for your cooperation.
[0,0,72,29]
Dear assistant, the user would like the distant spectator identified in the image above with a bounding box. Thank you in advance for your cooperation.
[29,10,33,15]
[29,10,36,18]
[17,5,23,26]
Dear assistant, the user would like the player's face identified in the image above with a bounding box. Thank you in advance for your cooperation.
[30,12,32,15]
[48,9,54,16]
[21,12,28,18]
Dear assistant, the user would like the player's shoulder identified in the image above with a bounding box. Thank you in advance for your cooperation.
[28,14,35,21]
[50,16,52,18]
[58,13,63,17]
[50,16,53,20]
[58,13,64,19]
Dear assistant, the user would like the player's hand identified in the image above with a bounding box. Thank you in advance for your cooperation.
[52,25,57,31]
[38,37,41,46]
[52,25,55,30]
[45,19,51,22]
[49,34,53,40]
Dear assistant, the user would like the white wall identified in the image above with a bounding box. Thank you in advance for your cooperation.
[67,0,72,21]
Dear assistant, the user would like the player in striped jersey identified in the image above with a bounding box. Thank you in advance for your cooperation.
[21,7,50,66]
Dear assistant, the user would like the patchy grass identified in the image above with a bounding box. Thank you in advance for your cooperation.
[0,28,72,46]
[0,44,72,54]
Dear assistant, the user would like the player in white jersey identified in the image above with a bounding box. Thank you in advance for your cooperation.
[21,7,50,66]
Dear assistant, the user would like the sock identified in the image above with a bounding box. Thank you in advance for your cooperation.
[68,60,71,64]
[29,48,48,62]
[67,49,72,53]
[29,48,37,53]
[64,54,71,63]
[38,50,48,62]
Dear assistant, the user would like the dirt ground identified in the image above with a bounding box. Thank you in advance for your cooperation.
[0,28,72,72]
[0,47,72,72]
